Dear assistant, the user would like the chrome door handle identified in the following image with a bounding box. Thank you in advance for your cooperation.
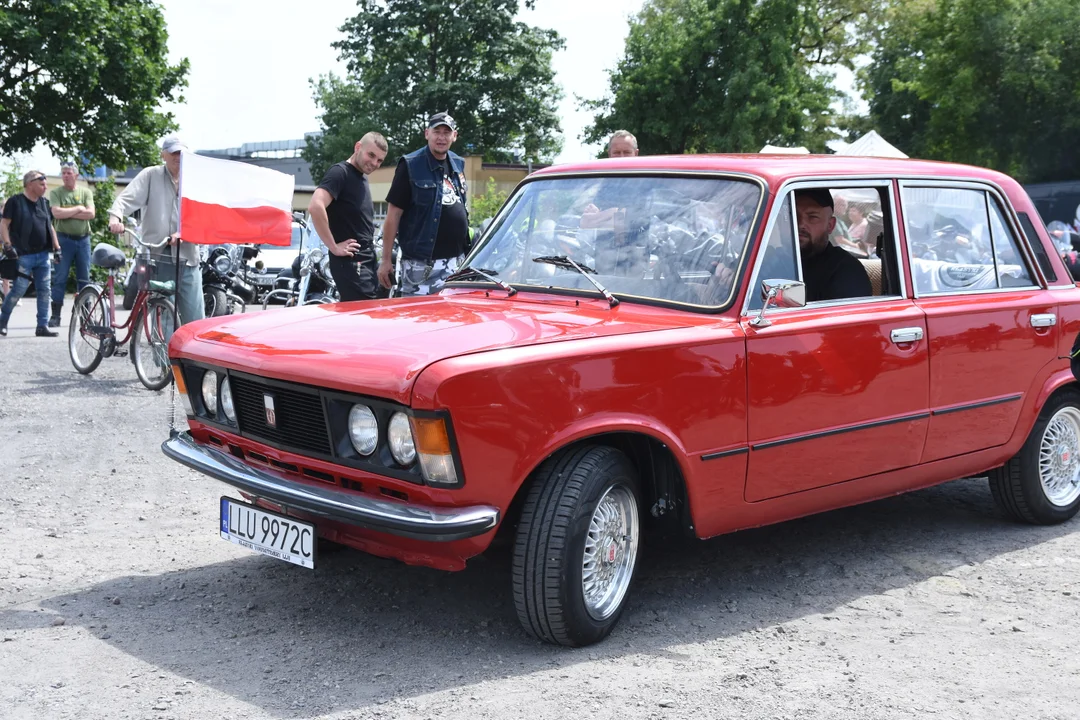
[890,327,924,344]
[1031,313,1057,328]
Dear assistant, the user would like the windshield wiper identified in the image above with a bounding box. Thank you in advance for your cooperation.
[445,266,517,296]
[532,255,619,307]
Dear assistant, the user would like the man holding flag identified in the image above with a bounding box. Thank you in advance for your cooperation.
[108,135,204,325]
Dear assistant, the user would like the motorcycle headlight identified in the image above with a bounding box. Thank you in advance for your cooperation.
[201,370,219,416]
[213,254,233,274]
[220,377,236,423]
[319,253,331,275]
[347,404,378,456]
[388,412,416,465]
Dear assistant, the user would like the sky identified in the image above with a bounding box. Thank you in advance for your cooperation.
[15,0,646,173]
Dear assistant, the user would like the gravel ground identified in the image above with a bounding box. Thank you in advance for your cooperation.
[2,296,1079,720]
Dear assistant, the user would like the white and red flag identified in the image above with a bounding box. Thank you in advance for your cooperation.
[179,152,295,246]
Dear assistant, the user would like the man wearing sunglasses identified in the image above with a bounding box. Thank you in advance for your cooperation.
[0,170,62,337]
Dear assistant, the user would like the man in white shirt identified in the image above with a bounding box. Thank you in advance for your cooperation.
[107,135,204,324]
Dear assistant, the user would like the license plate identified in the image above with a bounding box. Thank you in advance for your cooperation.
[219,497,316,569]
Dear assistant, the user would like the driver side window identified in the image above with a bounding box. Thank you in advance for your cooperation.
[748,195,798,311]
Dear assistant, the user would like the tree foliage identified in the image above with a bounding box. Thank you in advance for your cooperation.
[0,0,189,171]
[305,0,563,179]
[469,177,509,222]
[582,0,880,155]
[862,0,1080,183]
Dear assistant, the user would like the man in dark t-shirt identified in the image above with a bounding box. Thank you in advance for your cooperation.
[0,170,61,336]
[308,132,388,302]
[378,112,470,297]
[795,188,871,303]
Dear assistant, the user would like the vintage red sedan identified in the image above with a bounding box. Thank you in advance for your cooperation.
[163,155,1080,646]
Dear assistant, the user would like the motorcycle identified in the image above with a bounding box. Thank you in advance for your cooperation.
[261,244,338,308]
[201,245,256,317]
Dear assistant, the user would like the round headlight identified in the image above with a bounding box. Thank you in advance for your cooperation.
[388,412,416,465]
[220,377,236,423]
[201,370,219,416]
[348,404,378,456]
[213,254,233,274]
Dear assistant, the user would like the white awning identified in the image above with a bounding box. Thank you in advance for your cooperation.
[833,130,908,158]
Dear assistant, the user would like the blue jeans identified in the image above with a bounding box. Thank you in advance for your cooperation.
[52,232,92,306]
[0,251,52,328]
[153,256,204,325]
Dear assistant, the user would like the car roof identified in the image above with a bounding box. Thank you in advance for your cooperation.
[530,154,1018,190]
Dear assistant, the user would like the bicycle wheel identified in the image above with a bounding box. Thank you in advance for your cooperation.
[68,285,107,375]
[133,296,177,391]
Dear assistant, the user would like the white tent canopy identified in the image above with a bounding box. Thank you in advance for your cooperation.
[832,130,908,158]
[759,144,810,154]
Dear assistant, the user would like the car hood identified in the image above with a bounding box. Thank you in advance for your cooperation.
[170,292,699,404]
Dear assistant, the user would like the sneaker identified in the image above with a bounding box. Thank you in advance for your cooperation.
[35,325,58,337]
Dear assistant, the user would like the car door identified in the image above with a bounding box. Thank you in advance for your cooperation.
[741,182,931,502]
[900,182,1058,462]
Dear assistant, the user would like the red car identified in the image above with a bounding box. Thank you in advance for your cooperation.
[164,155,1080,646]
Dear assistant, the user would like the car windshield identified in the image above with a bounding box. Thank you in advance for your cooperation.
[464,175,762,307]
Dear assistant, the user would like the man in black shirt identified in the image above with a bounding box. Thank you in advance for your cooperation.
[378,112,470,296]
[796,188,871,303]
[0,170,61,337]
[308,131,388,302]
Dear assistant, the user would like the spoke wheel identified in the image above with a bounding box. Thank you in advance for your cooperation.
[581,485,639,621]
[512,445,641,646]
[68,285,107,375]
[1038,406,1080,508]
[133,297,176,391]
[990,388,1080,524]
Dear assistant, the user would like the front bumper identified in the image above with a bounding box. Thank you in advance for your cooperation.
[162,431,499,542]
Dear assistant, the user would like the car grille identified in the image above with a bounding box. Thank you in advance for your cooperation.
[230,374,332,456]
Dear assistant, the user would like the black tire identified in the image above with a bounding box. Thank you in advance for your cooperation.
[989,388,1080,525]
[512,445,641,647]
[204,286,227,317]
[133,297,177,391]
[68,285,107,375]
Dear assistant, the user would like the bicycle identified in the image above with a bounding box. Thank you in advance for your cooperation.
[68,221,179,391]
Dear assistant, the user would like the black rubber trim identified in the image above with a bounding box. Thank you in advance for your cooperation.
[931,394,1023,416]
[752,412,931,451]
[701,447,749,461]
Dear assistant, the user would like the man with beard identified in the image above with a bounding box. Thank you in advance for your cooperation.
[795,188,871,302]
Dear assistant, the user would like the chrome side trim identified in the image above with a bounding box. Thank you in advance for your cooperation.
[751,412,931,451]
[162,432,499,542]
[930,394,1024,416]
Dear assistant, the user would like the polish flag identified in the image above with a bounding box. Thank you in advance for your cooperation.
[179,152,295,246]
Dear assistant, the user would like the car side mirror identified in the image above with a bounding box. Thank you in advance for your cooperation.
[749,278,806,328]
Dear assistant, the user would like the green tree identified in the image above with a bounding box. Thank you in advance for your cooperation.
[862,0,1080,183]
[582,0,856,155]
[305,0,563,179]
[1,161,22,201]
[470,177,509,222]
[0,0,189,171]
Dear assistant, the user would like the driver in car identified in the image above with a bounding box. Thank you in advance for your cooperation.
[796,188,871,302]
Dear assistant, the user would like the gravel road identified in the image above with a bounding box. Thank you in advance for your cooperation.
[2,297,1079,720]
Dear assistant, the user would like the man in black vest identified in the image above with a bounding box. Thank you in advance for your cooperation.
[0,170,62,337]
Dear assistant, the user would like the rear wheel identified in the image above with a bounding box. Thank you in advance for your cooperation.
[68,285,107,375]
[512,445,641,646]
[989,389,1080,524]
[133,297,177,391]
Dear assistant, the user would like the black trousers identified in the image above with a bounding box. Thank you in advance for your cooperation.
[328,247,378,302]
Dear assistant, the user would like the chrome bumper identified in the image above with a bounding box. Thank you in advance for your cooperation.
[162,432,499,542]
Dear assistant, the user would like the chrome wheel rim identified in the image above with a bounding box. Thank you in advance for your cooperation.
[69,293,103,370]
[581,484,639,621]
[1039,406,1080,507]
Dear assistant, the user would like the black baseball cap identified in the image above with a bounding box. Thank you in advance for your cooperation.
[428,112,457,132]
[796,188,835,210]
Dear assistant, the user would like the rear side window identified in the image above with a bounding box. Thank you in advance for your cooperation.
[902,186,1037,294]
[1017,212,1057,283]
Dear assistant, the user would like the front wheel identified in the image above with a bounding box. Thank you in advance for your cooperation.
[203,286,227,317]
[68,285,108,375]
[133,297,177,391]
[512,445,641,646]
[989,388,1080,524]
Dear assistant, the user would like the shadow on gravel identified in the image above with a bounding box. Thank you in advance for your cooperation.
[24,370,153,396]
[7,477,1076,717]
